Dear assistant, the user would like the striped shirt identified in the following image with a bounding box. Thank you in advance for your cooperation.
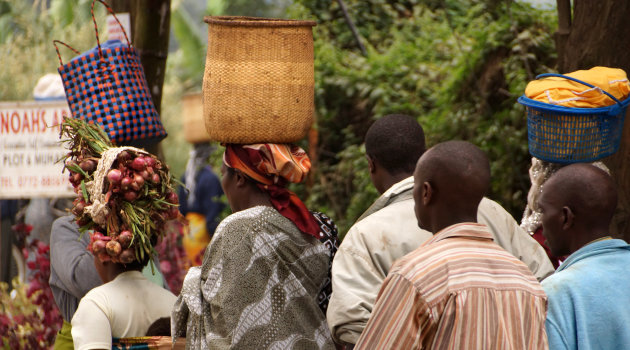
[355,223,548,350]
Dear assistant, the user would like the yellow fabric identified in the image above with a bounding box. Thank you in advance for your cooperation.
[223,143,311,185]
[182,212,210,266]
[53,320,74,350]
[525,67,630,107]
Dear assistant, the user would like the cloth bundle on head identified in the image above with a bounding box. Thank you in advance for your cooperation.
[525,66,630,107]
[223,143,320,238]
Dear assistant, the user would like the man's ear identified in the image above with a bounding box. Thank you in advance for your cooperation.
[422,181,433,206]
[367,155,376,174]
[561,206,574,230]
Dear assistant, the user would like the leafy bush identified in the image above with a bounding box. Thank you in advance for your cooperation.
[290,0,557,233]
[0,0,104,101]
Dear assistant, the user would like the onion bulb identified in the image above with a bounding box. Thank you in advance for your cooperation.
[106,240,122,257]
[124,191,138,202]
[107,169,122,185]
[121,177,132,190]
[92,240,107,254]
[130,157,146,171]
[118,230,133,248]
[80,159,97,173]
[119,248,135,264]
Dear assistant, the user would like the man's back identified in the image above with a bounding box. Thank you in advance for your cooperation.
[542,239,630,350]
[356,223,548,349]
[327,177,553,344]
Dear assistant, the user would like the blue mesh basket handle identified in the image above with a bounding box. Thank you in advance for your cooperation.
[536,73,625,116]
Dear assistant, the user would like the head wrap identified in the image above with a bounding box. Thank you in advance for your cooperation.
[223,144,320,238]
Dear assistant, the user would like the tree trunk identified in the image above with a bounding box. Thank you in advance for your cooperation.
[133,0,170,157]
[131,0,170,115]
[556,0,630,241]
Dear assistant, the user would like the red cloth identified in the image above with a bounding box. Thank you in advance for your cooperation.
[224,144,320,239]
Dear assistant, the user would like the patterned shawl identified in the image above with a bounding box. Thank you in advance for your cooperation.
[172,206,336,350]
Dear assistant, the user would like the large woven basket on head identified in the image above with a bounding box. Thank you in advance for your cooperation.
[182,92,212,144]
[203,16,316,143]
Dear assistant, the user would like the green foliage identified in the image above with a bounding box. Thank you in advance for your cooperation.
[2,0,559,238]
[291,0,557,233]
[206,0,227,16]
[221,0,293,17]
[170,4,207,88]
[0,0,103,101]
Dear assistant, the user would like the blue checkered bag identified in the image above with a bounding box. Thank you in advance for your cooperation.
[54,0,166,146]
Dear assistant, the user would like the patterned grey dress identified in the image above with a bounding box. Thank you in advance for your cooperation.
[172,206,336,349]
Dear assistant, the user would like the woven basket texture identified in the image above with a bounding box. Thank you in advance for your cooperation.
[203,16,316,143]
[519,96,628,163]
[182,92,212,144]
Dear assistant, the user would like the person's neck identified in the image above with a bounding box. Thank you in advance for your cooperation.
[103,265,141,283]
[380,172,412,194]
[238,190,273,212]
[570,229,612,254]
[430,213,478,234]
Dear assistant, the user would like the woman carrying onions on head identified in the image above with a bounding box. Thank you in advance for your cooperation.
[172,143,339,349]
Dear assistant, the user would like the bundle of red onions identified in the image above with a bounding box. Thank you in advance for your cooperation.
[60,118,180,264]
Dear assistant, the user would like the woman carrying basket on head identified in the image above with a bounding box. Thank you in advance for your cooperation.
[172,143,338,349]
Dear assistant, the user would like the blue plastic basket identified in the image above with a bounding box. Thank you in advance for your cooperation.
[519,73,629,164]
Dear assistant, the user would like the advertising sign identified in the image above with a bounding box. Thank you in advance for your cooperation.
[0,101,74,198]
[106,13,131,42]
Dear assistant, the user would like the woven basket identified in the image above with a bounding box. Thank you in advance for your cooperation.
[519,73,629,164]
[203,16,316,143]
[182,92,212,144]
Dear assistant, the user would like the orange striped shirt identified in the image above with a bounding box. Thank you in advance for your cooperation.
[355,223,548,349]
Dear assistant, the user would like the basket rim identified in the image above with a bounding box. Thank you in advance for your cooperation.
[204,16,316,27]
[518,95,630,115]
[527,149,614,164]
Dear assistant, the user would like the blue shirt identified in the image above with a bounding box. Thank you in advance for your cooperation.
[542,239,630,350]
[178,165,224,235]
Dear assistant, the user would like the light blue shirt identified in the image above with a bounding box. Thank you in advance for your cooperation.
[542,239,630,350]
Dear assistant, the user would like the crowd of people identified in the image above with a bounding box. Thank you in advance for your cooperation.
[48,114,630,350]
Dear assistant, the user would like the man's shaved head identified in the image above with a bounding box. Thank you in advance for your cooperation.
[545,164,617,223]
[413,141,490,232]
[538,163,617,256]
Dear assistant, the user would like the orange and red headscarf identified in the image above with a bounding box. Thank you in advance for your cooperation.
[223,144,320,238]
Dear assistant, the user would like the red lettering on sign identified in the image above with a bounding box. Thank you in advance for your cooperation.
[31,111,41,133]
[11,111,20,133]
[52,111,61,129]
[0,176,13,188]
[22,111,31,133]
[0,111,7,134]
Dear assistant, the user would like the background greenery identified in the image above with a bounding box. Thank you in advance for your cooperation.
[291,0,557,234]
[1,0,558,235]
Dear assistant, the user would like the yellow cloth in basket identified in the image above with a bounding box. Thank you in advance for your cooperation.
[525,67,630,107]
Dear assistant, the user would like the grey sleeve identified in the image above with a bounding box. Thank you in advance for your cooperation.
[49,216,102,298]
[478,198,554,281]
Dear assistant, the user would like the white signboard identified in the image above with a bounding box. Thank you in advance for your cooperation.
[107,13,131,42]
[0,101,74,198]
